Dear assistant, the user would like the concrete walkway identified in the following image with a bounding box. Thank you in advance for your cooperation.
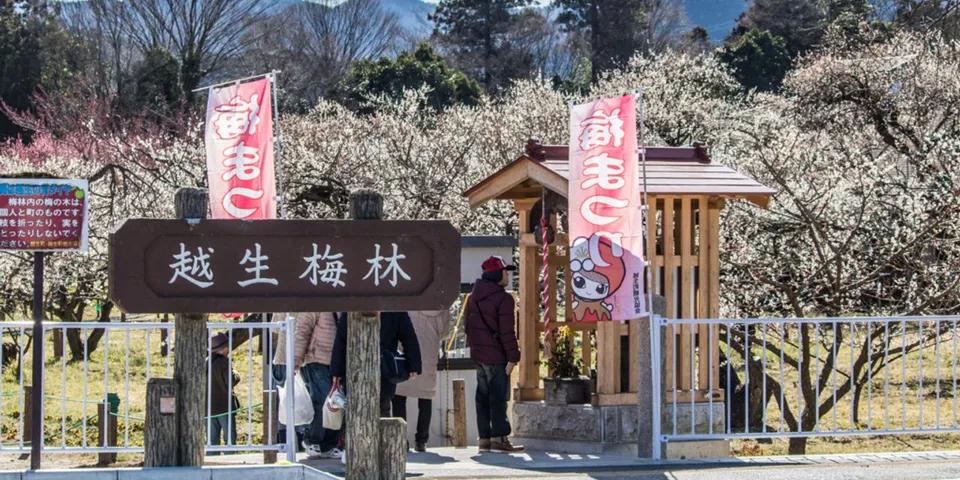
[299,447,960,479]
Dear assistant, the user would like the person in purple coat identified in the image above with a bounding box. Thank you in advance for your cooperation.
[465,256,524,453]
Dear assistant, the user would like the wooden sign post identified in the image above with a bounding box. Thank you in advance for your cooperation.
[109,190,460,473]
[346,191,383,479]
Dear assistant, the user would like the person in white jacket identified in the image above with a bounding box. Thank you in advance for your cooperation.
[393,309,451,452]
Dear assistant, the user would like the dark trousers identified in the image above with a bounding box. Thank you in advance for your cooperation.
[300,362,340,450]
[392,395,432,444]
[475,363,511,439]
[380,380,397,417]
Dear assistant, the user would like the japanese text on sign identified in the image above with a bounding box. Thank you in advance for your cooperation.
[109,219,460,314]
[205,78,277,220]
[567,95,646,322]
[0,179,90,252]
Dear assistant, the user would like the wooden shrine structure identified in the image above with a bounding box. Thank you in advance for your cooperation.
[464,139,775,408]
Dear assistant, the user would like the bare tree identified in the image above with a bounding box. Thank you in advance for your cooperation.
[110,0,278,98]
[297,0,402,96]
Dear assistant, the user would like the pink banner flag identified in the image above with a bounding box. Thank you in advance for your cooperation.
[568,95,646,322]
[205,78,277,220]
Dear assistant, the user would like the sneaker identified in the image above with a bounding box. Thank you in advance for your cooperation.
[303,441,324,458]
[321,447,344,459]
[414,442,427,453]
[490,437,524,453]
[478,438,491,453]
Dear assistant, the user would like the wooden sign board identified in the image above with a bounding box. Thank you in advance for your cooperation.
[109,219,461,314]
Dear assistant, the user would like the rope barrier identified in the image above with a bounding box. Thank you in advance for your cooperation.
[105,402,265,422]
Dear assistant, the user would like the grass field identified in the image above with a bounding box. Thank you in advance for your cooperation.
[0,321,274,454]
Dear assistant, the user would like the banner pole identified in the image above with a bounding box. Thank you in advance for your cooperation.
[192,70,282,93]
[269,72,286,219]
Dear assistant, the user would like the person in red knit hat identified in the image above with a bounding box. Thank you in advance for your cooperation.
[465,256,524,453]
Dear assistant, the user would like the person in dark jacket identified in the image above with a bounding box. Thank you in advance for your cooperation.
[208,333,240,450]
[330,312,423,417]
[465,256,524,453]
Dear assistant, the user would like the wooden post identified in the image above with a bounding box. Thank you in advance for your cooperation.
[97,394,118,465]
[515,199,540,400]
[379,418,407,480]
[145,378,177,467]
[173,188,209,467]
[263,390,278,464]
[52,328,63,359]
[346,190,383,480]
[452,379,467,448]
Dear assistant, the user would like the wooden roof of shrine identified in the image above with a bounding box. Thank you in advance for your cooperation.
[463,141,776,209]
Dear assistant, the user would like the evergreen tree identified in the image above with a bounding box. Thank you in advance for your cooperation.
[718,29,792,92]
[340,43,482,113]
[121,46,184,116]
[430,0,537,93]
[730,0,825,57]
[0,3,89,139]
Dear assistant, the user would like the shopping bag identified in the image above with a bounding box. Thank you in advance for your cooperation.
[322,378,345,430]
[278,373,315,426]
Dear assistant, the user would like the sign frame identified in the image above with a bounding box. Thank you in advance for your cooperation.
[109,219,461,314]
[0,178,91,253]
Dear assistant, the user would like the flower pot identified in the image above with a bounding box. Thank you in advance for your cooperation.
[543,377,591,405]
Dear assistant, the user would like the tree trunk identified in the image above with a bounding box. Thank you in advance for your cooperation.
[346,312,380,479]
[145,378,178,467]
[851,381,865,426]
[173,187,209,467]
[788,436,807,454]
[66,301,111,360]
[345,190,383,480]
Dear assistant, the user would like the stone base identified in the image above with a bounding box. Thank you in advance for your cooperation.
[662,402,725,435]
[513,401,730,459]
[512,402,639,455]
[664,439,731,459]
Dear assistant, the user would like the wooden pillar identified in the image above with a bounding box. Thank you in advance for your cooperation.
[596,322,620,395]
[708,199,723,391]
[379,418,407,480]
[679,198,693,393]
[173,188,209,467]
[452,379,467,447]
[346,191,384,480]
[52,329,63,359]
[661,198,676,395]
[515,199,541,400]
[263,390,278,463]
[145,378,177,467]
[97,393,118,465]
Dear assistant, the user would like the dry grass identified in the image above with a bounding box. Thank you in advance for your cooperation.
[0,322,272,451]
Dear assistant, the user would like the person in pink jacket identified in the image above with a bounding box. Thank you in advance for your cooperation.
[393,310,451,452]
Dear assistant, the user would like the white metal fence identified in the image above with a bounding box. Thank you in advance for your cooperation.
[658,315,960,447]
[0,317,295,459]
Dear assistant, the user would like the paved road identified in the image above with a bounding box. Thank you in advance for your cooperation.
[466,461,960,480]
[305,450,960,480]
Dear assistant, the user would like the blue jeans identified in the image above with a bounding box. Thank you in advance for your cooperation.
[476,363,511,439]
[300,362,340,450]
[210,416,236,450]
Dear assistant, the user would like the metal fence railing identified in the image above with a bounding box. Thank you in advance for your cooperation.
[659,316,960,445]
[0,318,293,458]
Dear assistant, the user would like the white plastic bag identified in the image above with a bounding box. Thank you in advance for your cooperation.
[322,379,345,430]
[278,373,314,426]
